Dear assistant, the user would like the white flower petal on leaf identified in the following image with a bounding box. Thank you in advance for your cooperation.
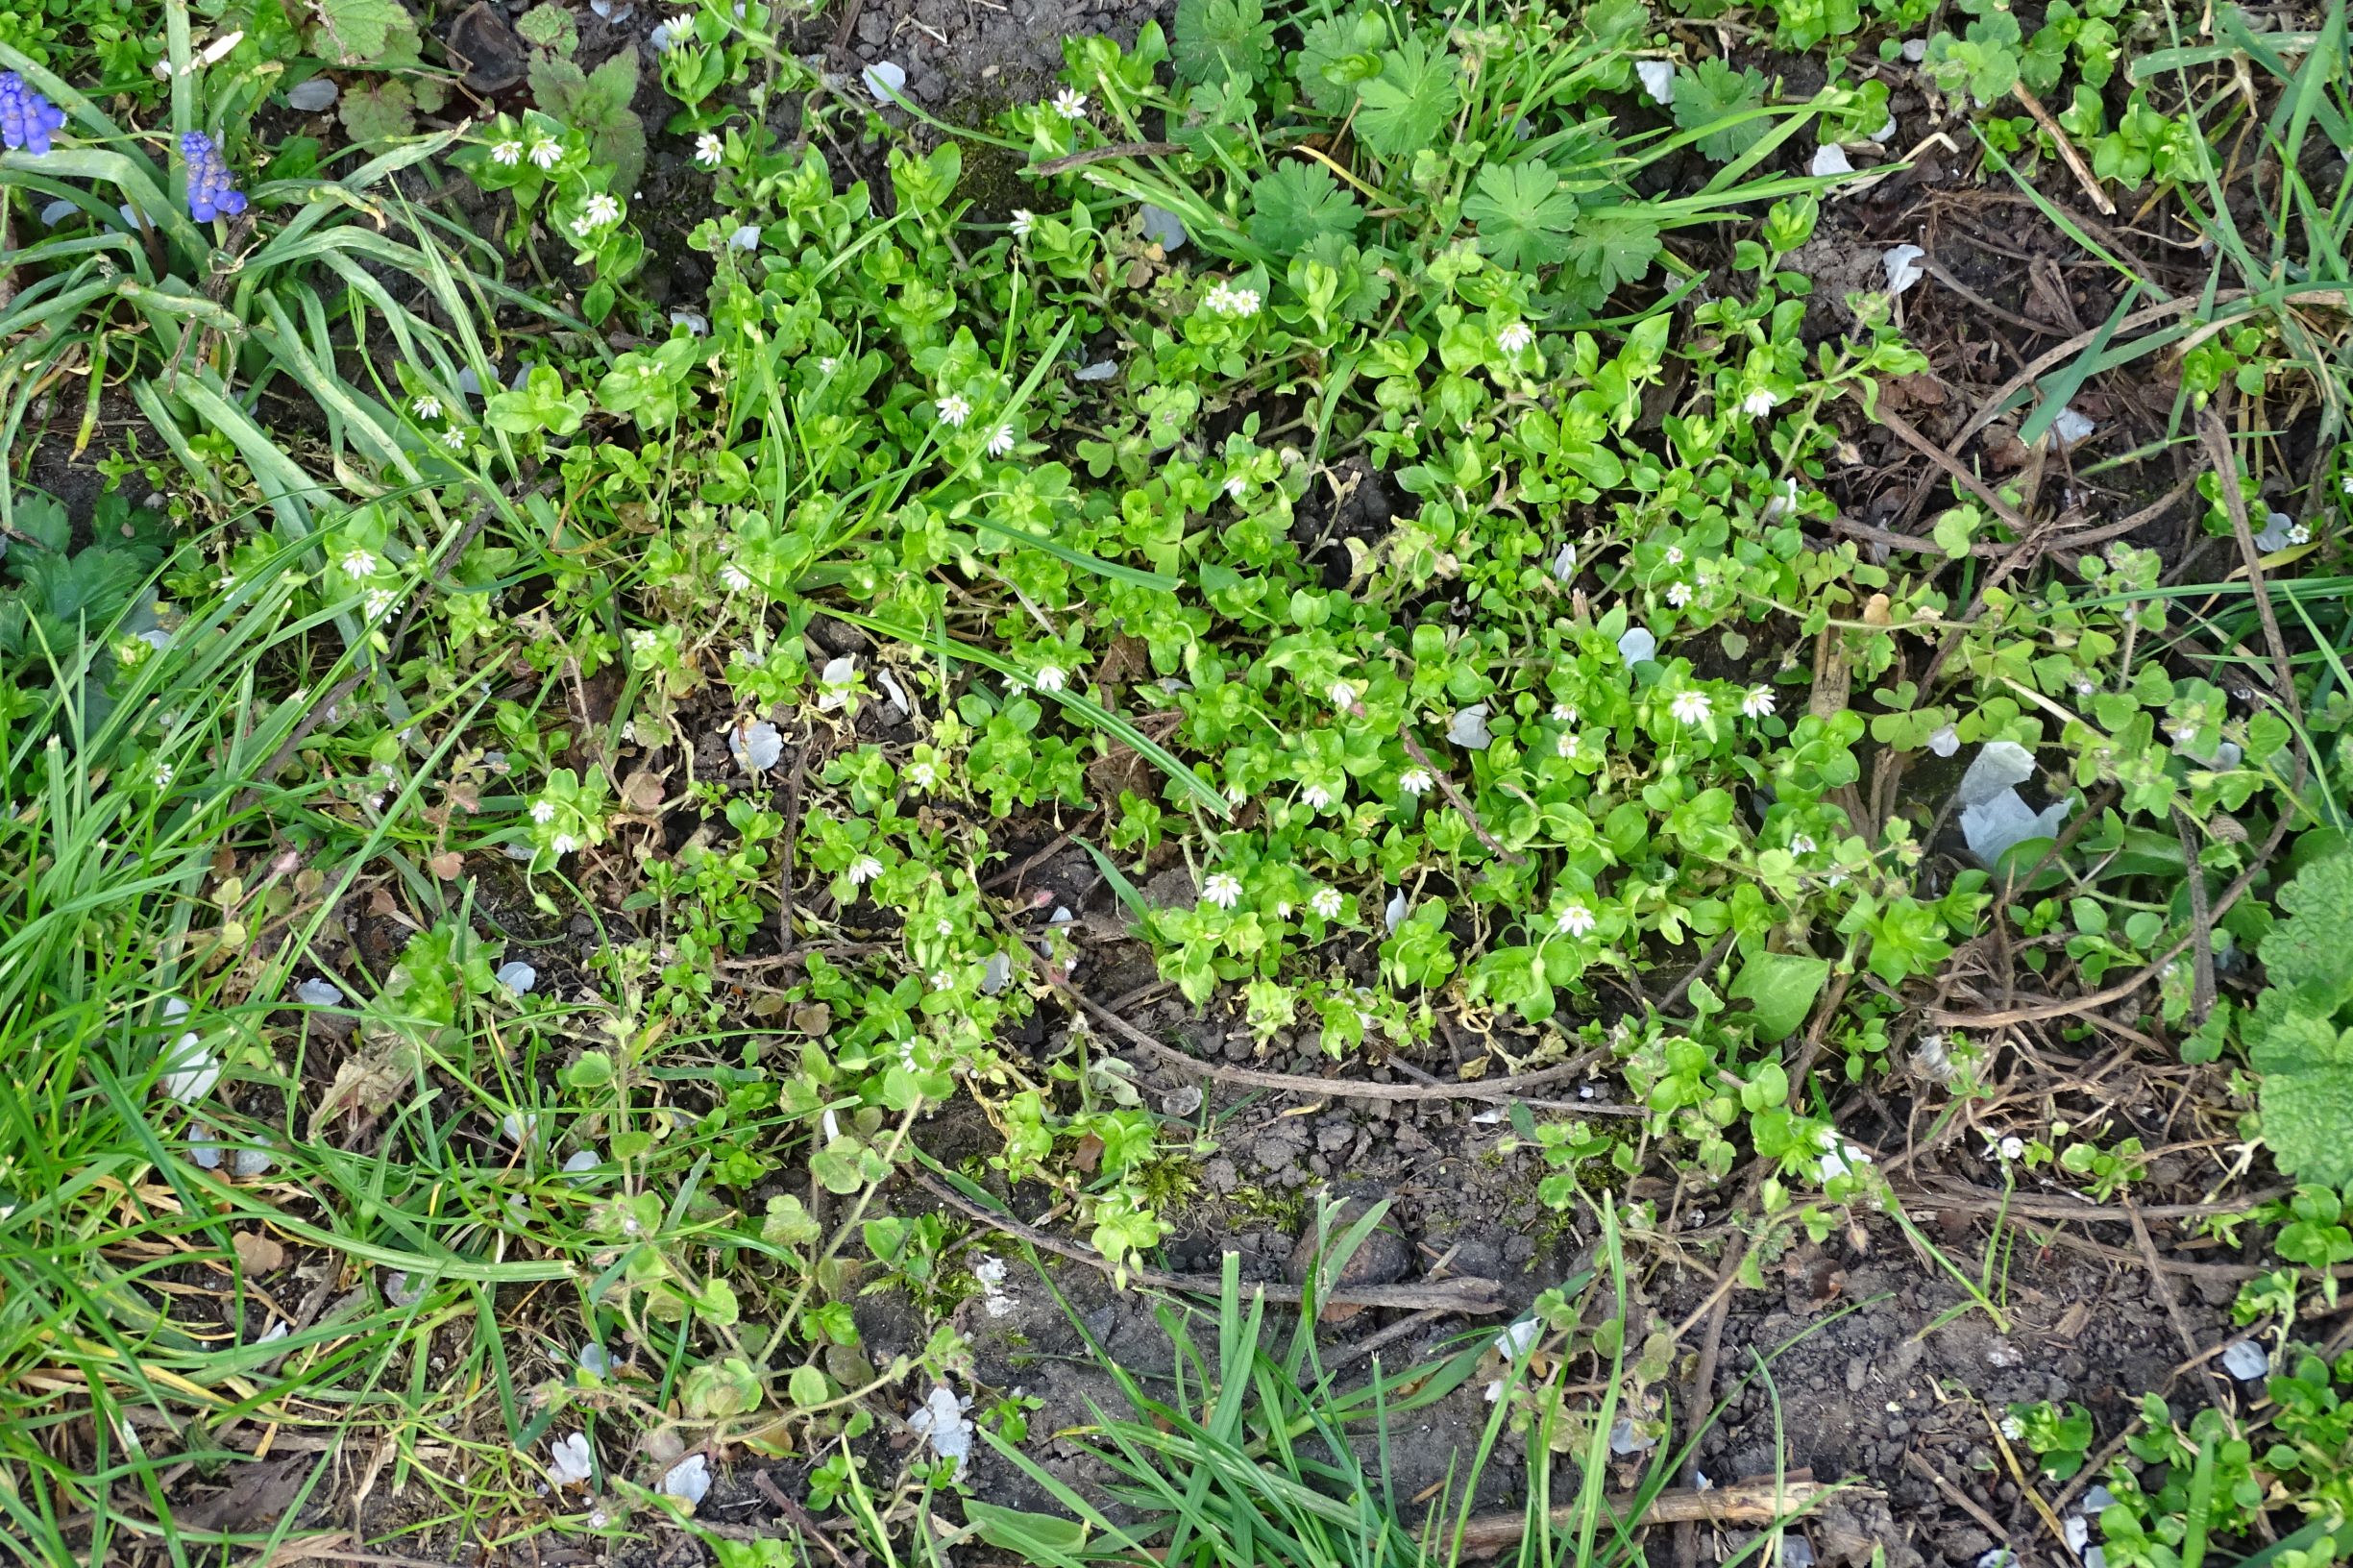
[1609,1417,1655,1455]
[1809,144,1853,177]
[1552,542,1577,581]
[1447,704,1492,749]
[862,61,907,102]
[1385,888,1409,933]
[1617,626,1657,665]
[1493,1317,1541,1358]
[496,961,538,995]
[1635,60,1675,105]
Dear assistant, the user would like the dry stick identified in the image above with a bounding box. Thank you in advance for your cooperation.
[908,1166,1507,1312]
[1065,983,1630,1108]
[1397,723,1527,865]
[2011,84,2117,215]
[1454,1477,1844,1558]
[1905,1452,2014,1544]
[2125,1197,2234,1416]
[776,731,811,949]
[1032,139,1186,176]
[1875,404,2040,537]
[1320,1306,1450,1375]
[2174,805,2218,1023]
[752,1469,857,1568]
[2201,408,2302,712]
[1904,1179,2286,1222]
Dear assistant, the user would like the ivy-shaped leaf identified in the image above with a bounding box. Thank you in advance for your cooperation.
[1462,159,1581,271]
[1246,160,1363,255]
[1672,58,1770,162]
[1354,37,1460,159]
[1172,0,1275,86]
[338,80,415,145]
[306,0,421,67]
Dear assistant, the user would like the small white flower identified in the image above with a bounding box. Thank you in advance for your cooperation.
[153,762,174,788]
[1034,664,1066,693]
[1010,209,1034,238]
[846,855,884,886]
[987,424,1017,457]
[363,589,398,620]
[1330,679,1358,709]
[628,630,658,664]
[2290,523,2313,546]
[492,140,523,166]
[1997,1135,2024,1161]
[818,355,840,375]
[1202,872,1243,910]
[930,969,955,992]
[1664,546,1684,566]
[528,139,561,171]
[1999,1415,2025,1441]
[1051,88,1088,119]
[1552,703,1578,723]
[1311,887,1344,919]
[695,132,723,166]
[934,919,954,938]
[1666,581,1693,607]
[1670,690,1712,725]
[1741,388,1779,419]
[1497,321,1535,354]
[1791,833,1817,855]
[340,549,376,578]
[907,760,938,789]
[1556,731,1579,759]
[1399,768,1434,796]
[720,562,751,593]
[411,395,442,420]
[441,427,466,451]
[1556,903,1596,939]
[660,12,694,46]
[1742,686,1776,720]
[728,223,760,251]
[1202,282,1262,318]
[578,192,622,231]
[937,393,971,428]
[531,799,557,824]
[1302,782,1335,810]
[551,833,579,856]
[1225,474,1248,501]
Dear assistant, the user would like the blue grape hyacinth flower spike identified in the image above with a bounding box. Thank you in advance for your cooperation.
[0,72,67,156]
[181,132,247,222]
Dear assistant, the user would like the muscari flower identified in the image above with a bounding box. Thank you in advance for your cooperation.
[181,132,247,222]
[0,72,68,157]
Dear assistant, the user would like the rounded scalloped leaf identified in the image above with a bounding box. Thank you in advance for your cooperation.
[2259,848,2353,1008]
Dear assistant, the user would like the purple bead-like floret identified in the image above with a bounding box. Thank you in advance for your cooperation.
[181,131,248,222]
[0,72,67,157]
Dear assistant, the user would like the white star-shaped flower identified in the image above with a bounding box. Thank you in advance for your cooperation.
[1311,887,1343,919]
[1399,768,1433,795]
[695,133,723,166]
[1303,782,1335,810]
[551,833,579,856]
[1556,903,1596,938]
[412,395,441,420]
[720,562,751,592]
[1742,686,1776,719]
[1741,387,1779,418]
[531,799,557,824]
[987,424,1016,457]
[492,140,523,166]
[1034,665,1066,693]
[441,428,466,450]
[1670,690,1712,725]
[1497,321,1534,354]
[1791,833,1817,855]
[1556,731,1579,759]
[1330,679,1358,709]
[1202,872,1242,909]
[1051,88,1088,119]
[528,139,561,171]
[1666,581,1692,607]
[340,549,376,578]
[1010,209,1034,238]
[937,393,970,428]
[846,855,884,886]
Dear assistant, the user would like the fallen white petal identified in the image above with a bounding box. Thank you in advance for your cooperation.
[1956,740,2035,808]
[1447,704,1492,749]
[286,78,339,110]
[862,61,907,102]
[496,961,538,995]
[549,1432,595,1487]
[1810,144,1853,178]
[1617,626,1657,665]
[906,1384,975,1473]
[661,1452,712,1506]
[1635,60,1675,105]
[2051,406,2096,448]
[730,720,784,772]
[1927,724,1960,758]
[2221,1339,2269,1381]
[1073,359,1117,382]
[295,977,344,1007]
[1384,888,1409,934]
[1883,244,1926,295]
[1959,787,2070,868]
[1140,204,1189,253]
